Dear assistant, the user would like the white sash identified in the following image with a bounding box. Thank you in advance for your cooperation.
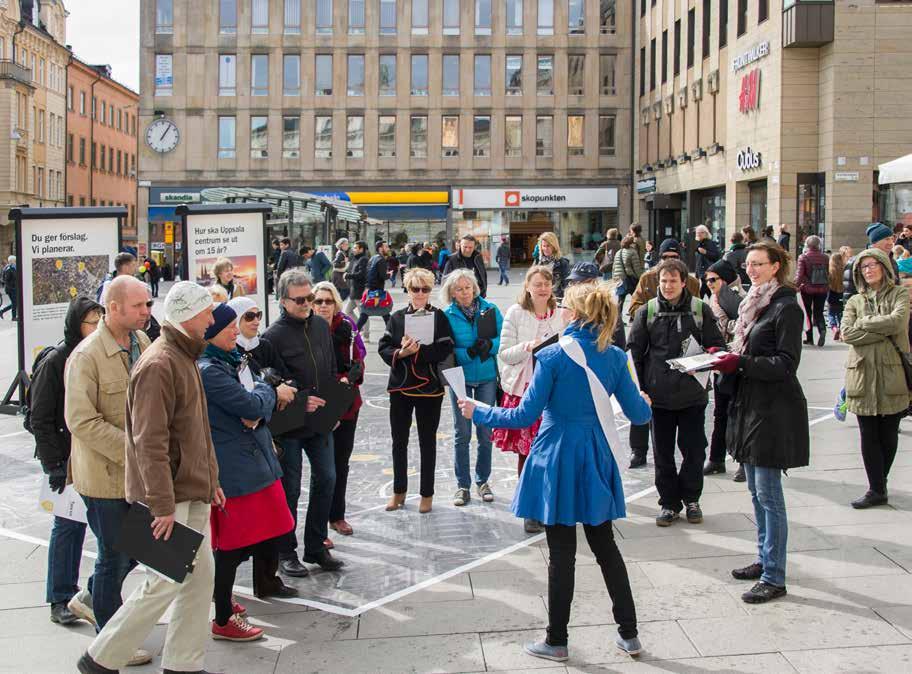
[559,336,623,453]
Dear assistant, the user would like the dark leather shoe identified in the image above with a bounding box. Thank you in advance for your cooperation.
[703,461,726,475]
[741,581,787,604]
[279,558,310,577]
[851,491,888,509]
[629,452,647,469]
[731,562,763,580]
[255,577,300,599]
[50,602,79,625]
[164,670,224,674]
[732,465,746,482]
[77,653,119,674]
[303,548,345,570]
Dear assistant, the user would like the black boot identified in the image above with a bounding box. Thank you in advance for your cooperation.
[817,322,826,347]
[629,452,647,469]
[851,491,888,509]
[804,330,814,345]
[254,554,300,598]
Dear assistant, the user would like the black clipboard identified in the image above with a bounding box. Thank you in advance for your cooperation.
[113,502,204,584]
[268,378,356,437]
[477,308,498,339]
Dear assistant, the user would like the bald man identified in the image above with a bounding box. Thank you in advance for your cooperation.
[64,279,154,665]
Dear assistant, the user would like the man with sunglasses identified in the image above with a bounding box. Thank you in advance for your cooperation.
[263,269,344,575]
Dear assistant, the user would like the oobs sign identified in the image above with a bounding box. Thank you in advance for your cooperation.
[737,147,762,171]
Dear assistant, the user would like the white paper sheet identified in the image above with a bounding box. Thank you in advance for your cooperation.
[441,366,467,400]
[38,481,88,524]
[404,312,436,344]
[611,352,642,414]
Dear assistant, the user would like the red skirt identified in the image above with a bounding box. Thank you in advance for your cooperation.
[210,480,294,552]
[491,390,542,456]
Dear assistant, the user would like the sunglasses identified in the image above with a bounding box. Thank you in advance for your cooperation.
[705,277,720,285]
[409,287,432,294]
[285,294,315,305]
[242,310,263,321]
[313,298,336,306]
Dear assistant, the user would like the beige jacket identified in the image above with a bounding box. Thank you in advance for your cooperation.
[64,320,150,499]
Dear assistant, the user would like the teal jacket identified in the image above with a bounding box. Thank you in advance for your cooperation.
[443,298,503,384]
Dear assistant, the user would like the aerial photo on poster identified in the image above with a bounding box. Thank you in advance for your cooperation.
[31,255,109,306]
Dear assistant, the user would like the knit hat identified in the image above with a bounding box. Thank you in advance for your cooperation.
[567,261,600,282]
[659,238,682,256]
[707,259,738,285]
[867,222,893,245]
[204,303,238,341]
[164,281,213,325]
[227,297,258,327]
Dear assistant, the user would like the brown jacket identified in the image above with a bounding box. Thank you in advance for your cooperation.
[628,267,702,319]
[124,322,219,517]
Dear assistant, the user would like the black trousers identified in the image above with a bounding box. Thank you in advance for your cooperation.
[858,413,903,494]
[329,415,358,522]
[801,292,827,337]
[652,405,707,511]
[213,538,279,625]
[390,392,443,497]
[544,522,637,646]
[708,390,732,463]
[630,423,650,456]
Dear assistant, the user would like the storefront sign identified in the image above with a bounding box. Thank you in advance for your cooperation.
[732,41,770,72]
[738,69,761,113]
[151,241,166,251]
[164,221,174,244]
[159,192,202,204]
[154,54,173,89]
[637,178,657,194]
[835,171,860,182]
[737,147,763,171]
[452,187,618,210]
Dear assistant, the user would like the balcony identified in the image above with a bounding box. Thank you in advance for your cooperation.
[783,0,834,48]
[0,60,33,87]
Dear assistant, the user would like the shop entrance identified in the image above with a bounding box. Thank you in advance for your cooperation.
[508,211,554,265]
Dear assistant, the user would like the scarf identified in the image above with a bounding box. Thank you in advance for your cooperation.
[236,333,260,351]
[730,280,780,355]
[457,298,479,323]
[203,343,243,369]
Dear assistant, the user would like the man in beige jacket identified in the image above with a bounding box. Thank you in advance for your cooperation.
[64,276,151,666]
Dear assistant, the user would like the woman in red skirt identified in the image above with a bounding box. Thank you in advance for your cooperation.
[494,266,567,533]
[198,303,296,642]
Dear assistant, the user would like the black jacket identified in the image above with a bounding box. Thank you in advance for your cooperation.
[30,296,102,471]
[367,253,388,291]
[379,304,454,396]
[276,249,303,279]
[346,251,369,297]
[237,337,295,385]
[1,263,16,291]
[628,291,726,410]
[723,244,750,287]
[694,239,721,278]
[443,251,488,298]
[724,287,810,469]
[843,254,900,304]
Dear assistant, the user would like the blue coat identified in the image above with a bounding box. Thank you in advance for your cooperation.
[309,251,332,281]
[443,298,503,384]
[473,323,652,526]
[198,355,282,499]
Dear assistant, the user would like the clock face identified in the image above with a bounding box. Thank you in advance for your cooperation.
[146,119,180,153]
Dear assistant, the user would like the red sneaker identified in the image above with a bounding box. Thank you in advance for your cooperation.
[231,598,247,616]
[324,537,334,550]
[211,614,264,642]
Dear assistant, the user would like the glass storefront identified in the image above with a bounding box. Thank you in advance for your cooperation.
[749,180,768,232]
[797,172,826,250]
[880,182,912,228]
[695,187,727,250]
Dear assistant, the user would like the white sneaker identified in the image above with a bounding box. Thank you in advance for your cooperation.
[477,482,495,503]
[67,588,96,627]
[126,649,153,667]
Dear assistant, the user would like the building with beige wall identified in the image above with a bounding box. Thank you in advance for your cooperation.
[140,0,633,266]
[634,0,912,259]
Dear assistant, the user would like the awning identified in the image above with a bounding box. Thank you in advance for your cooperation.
[879,154,912,186]
[199,187,368,224]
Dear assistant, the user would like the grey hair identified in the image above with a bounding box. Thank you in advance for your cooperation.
[335,237,349,248]
[278,268,313,299]
[439,268,480,306]
[7,255,15,264]
[804,235,821,251]
[695,224,711,238]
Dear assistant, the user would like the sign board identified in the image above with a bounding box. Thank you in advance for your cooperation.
[732,40,770,72]
[159,192,202,204]
[164,221,174,244]
[11,207,124,375]
[452,187,618,210]
[738,69,761,113]
[178,204,272,325]
[835,171,860,182]
[154,54,173,89]
[736,147,763,171]
[637,178,657,194]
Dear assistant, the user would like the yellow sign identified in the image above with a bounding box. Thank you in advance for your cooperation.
[164,221,174,244]
[346,191,449,205]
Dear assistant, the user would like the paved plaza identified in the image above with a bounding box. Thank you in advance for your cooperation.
[0,272,911,672]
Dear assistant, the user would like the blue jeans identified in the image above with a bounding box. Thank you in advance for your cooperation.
[449,380,497,489]
[46,515,89,604]
[279,434,335,558]
[744,464,788,587]
[82,497,138,632]
[498,263,510,285]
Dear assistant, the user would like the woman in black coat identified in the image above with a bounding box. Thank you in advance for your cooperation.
[711,241,809,605]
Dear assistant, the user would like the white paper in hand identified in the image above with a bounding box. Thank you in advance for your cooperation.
[39,481,88,524]
[441,366,467,400]
[404,312,436,345]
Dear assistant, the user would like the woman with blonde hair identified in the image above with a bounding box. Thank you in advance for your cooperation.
[213,257,246,299]
[493,266,567,533]
[460,282,651,661]
[537,232,571,299]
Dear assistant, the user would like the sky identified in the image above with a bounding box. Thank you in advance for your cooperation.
[63,0,140,92]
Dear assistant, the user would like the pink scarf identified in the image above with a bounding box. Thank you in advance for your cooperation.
[730,280,780,355]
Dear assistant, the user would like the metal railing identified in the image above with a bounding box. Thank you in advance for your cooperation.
[0,60,32,86]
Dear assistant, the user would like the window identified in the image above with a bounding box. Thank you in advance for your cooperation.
[537,55,553,95]
[506,55,523,95]
[38,110,44,142]
[67,86,73,110]
[66,134,73,163]
[283,116,300,158]
[39,58,44,86]
[474,54,491,95]
[284,0,301,33]
[118,109,123,131]
[568,54,585,95]
[378,116,396,157]
[156,0,173,33]
[411,54,428,95]
[702,0,711,59]
[218,116,236,158]
[737,0,747,35]
[506,0,523,34]
[567,114,584,156]
[317,0,333,34]
[536,116,553,156]
[109,146,114,168]
[251,54,268,96]
[719,0,728,48]
[473,115,491,157]
[442,115,459,156]
[155,54,172,96]
[117,150,122,175]
[347,116,364,157]
[759,0,768,23]
[219,0,237,33]
[379,54,397,95]
[568,0,585,34]
[442,54,460,95]
[349,0,365,34]
[687,8,695,68]
[538,0,553,34]
[412,0,429,33]
[649,38,656,90]
[251,0,269,33]
[100,144,106,170]
[381,0,397,34]
[283,54,300,96]
[315,54,333,95]
[600,53,616,95]
[218,54,236,95]
[79,137,86,165]
[598,115,615,156]
[475,0,491,34]
[347,54,364,95]
[79,91,85,115]
[662,30,668,83]
[36,168,43,198]
[505,115,522,157]
[674,19,681,75]
[443,0,460,34]
[600,0,615,33]
[315,115,333,158]
[410,115,428,157]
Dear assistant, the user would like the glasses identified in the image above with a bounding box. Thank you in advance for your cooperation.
[745,261,771,268]
[409,287,432,294]
[82,319,101,326]
[285,294,315,305]
[242,310,263,321]
[860,262,881,272]
[705,277,720,285]
[313,299,336,306]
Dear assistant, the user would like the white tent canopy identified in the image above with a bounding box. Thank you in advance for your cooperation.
[879,153,912,185]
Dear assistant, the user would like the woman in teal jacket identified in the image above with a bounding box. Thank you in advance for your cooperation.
[441,268,504,507]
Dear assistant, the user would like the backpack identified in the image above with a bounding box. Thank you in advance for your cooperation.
[809,262,828,287]
[646,296,704,332]
[23,345,57,434]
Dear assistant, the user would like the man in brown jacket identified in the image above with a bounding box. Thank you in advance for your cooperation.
[78,281,224,674]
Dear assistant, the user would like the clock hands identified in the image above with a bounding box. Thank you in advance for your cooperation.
[159,123,172,142]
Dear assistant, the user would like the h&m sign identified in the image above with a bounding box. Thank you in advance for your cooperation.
[739,69,761,113]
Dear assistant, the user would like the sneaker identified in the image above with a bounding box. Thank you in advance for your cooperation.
[477,482,495,503]
[703,460,726,475]
[453,488,470,506]
[615,635,643,657]
[655,509,679,527]
[629,452,647,469]
[523,518,544,534]
[732,465,746,483]
[68,588,96,627]
[731,562,764,580]
[126,649,153,667]
[834,389,847,422]
[741,581,787,604]
[231,598,247,616]
[522,640,569,662]
[77,653,118,674]
[851,491,888,509]
[50,602,79,625]
[685,502,703,524]
[211,614,264,642]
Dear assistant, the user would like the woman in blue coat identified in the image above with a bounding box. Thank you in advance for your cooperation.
[459,282,652,663]
[441,268,504,507]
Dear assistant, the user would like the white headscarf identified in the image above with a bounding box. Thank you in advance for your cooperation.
[227,297,260,351]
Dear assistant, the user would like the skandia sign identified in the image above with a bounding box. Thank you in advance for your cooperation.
[731,40,770,72]
[452,187,618,209]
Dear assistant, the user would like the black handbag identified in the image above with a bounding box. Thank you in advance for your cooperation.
[890,337,912,390]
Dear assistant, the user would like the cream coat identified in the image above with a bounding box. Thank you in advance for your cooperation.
[497,303,566,396]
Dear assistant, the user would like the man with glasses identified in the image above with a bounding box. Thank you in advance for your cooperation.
[263,269,344,575]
